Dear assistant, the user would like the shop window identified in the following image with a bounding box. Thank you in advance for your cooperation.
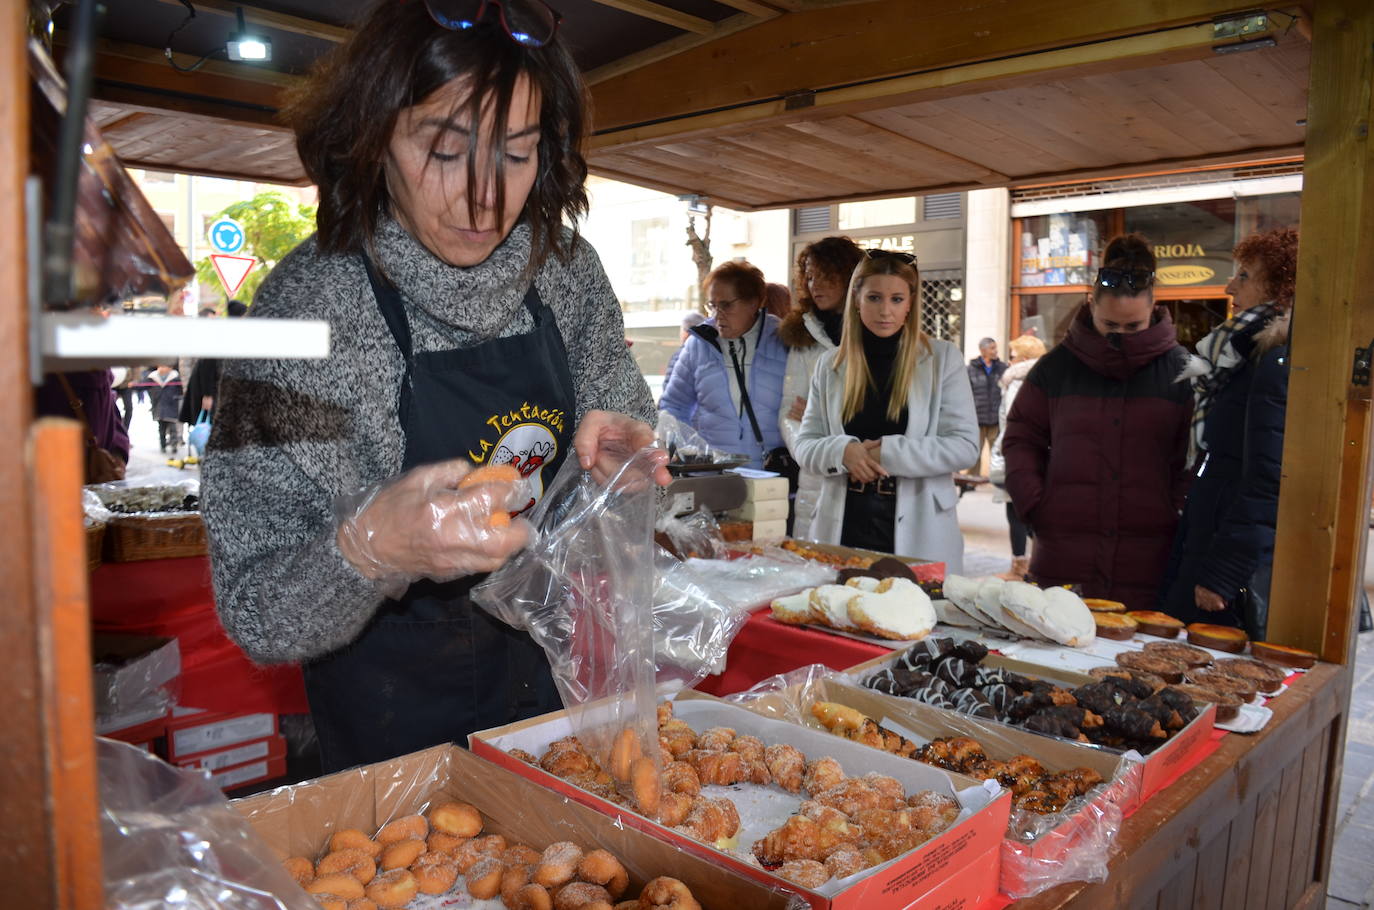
[1017,212,1110,288]
[1125,199,1236,288]
[1164,298,1231,353]
[921,269,964,349]
[838,197,916,230]
[1018,292,1085,346]
[1236,192,1301,239]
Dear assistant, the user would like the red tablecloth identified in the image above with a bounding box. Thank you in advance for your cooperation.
[694,608,896,697]
[90,556,309,715]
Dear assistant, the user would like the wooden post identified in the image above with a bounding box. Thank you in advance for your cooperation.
[1268,0,1374,665]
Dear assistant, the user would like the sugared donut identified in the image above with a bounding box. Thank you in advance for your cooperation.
[825,846,868,879]
[639,876,702,910]
[364,869,418,909]
[428,801,483,838]
[316,849,376,885]
[465,856,504,900]
[661,762,700,796]
[533,841,584,889]
[281,856,313,887]
[778,859,830,889]
[503,844,543,867]
[512,883,554,910]
[313,897,347,910]
[578,849,629,899]
[375,814,428,844]
[410,851,458,895]
[541,748,594,777]
[609,727,643,781]
[656,791,693,827]
[426,831,465,855]
[630,755,660,816]
[501,863,534,905]
[553,881,612,910]
[330,829,383,859]
[379,837,425,871]
[306,873,365,900]
[344,899,377,910]
[472,833,507,856]
[803,757,846,796]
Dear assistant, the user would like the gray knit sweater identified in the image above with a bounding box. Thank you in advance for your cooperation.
[202,217,654,664]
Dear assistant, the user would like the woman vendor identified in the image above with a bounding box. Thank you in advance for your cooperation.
[202,0,665,773]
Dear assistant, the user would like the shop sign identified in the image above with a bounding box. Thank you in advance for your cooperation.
[1157,264,1217,285]
[867,234,917,253]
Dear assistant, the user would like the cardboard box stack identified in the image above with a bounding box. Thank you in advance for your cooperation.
[725,473,790,540]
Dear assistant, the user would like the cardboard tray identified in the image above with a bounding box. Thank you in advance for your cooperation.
[751,677,1141,897]
[472,696,1011,910]
[233,744,797,910]
[845,650,1216,805]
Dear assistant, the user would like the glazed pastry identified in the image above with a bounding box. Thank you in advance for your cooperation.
[1125,611,1184,638]
[1083,598,1126,613]
[1094,612,1139,640]
[1213,657,1288,692]
[1141,641,1213,668]
[770,592,813,625]
[1186,623,1249,653]
[1250,641,1318,669]
[809,585,861,630]
[846,577,937,640]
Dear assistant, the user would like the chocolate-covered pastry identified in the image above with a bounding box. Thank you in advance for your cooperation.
[1156,686,1198,721]
[981,683,1013,714]
[1099,673,1153,701]
[934,657,974,687]
[1137,694,1185,730]
[909,685,953,709]
[901,638,954,668]
[1024,713,1084,741]
[951,640,989,663]
[917,579,943,599]
[837,567,880,586]
[949,687,997,718]
[869,556,918,582]
[890,665,931,692]
[1071,682,1125,716]
[1039,703,1102,729]
[1103,706,1166,740]
[865,672,902,695]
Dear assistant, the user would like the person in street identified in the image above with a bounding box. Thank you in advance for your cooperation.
[1158,227,1298,639]
[966,336,1007,475]
[793,250,979,570]
[111,365,138,429]
[144,364,184,454]
[778,235,865,537]
[179,300,248,427]
[988,334,1047,580]
[658,260,788,470]
[1003,234,1192,611]
[201,0,665,774]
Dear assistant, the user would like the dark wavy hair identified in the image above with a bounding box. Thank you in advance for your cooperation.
[1093,232,1157,302]
[1234,227,1299,309]
[285,0,589,267]
[795,235,864,312]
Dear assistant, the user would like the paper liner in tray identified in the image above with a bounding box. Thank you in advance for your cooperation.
[719,670,1138,898]
[471,695,1010,909]
[1215,702,1273,734]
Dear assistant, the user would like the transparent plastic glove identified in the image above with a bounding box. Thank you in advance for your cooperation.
[335,459,531,598]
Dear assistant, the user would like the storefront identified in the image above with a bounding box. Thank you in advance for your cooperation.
[1010,163,1303,349]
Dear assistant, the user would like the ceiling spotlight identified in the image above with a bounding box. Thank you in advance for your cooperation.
[227,7,271,62]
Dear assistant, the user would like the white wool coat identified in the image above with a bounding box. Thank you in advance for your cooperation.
[793,337,979,573]
[779,310,837,534]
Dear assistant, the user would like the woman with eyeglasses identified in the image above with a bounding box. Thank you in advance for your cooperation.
[1158,227,1298,639]
[793,251,979,568]
[201,0,665,772]
[779,235,865,536]
[1003,233,1193,612]
[658,261,789,469]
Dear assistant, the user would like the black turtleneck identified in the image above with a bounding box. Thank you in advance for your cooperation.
[843,328,908,439]
[817,308,844,346]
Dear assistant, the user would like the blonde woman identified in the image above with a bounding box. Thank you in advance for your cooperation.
[793,251,979,569]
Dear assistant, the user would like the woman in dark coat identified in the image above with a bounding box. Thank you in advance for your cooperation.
[1004,234,1193,612]
[1158,228,1298,639]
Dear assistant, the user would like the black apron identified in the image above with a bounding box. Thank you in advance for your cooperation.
[303,256,571,773]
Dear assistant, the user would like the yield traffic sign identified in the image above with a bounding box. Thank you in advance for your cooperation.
[210,254,258,297]
[208,217,246,254]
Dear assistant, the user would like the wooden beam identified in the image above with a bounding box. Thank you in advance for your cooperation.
[81,36,298,89]
[1268,0,1374,664]
[150,0,351,43]
[584,12,778,86]
[589,0,1288,132]
[708,0,784,16]
[584,0,714,34]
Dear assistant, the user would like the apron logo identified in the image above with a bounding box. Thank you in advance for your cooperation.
[470,403,566,513]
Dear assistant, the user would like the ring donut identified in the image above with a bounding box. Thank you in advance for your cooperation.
[316,848,376,885]
[553,881,611,910]
[511,883,553,910]
[533,841,584,889]
[379,838,425,871]
[428,801,483,838]
[609,727,643,782]
[364,869,418,909]
[306,873,365,900]
[329,829,383,859]
[630,755,660,817]
[465,856,504,900]
[375,815,428,845]
[281,856,313,887]
[577,849,629,899]
[426,831,465,855]
[501,863,534,905]
[410,851,458,895]
[639,876,702,910]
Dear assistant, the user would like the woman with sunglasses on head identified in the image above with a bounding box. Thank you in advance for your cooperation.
[1003,233,1193,611]
[658,260,789,470]
[778,235,865,535]
[793,251,979,569]
[1158,228,1298,639]
[201,0,665,772]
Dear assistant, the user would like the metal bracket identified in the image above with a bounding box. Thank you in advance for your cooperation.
[1212,11,1268,41]
[26,177,44,386]
[1353,339,1374,387]
[783,90,816,111]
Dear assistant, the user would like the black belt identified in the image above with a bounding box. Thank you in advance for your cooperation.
[848,476,896,496]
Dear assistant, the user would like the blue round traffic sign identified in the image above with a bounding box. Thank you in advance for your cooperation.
[209,217,246,255]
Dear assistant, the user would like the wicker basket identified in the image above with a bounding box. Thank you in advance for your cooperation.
[85,521,105,572]
[103,512,208,563]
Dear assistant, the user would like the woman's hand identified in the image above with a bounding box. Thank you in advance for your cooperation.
[336,459,530,588]
[573,409,671,487]
[843,440,888,484]
[788,396,807,422]
[202,395,214,411]
[1194,585,1227,612]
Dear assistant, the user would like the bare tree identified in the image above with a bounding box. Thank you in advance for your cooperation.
[685,204,713,314]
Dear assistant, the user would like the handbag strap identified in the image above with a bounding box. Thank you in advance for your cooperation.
[55,373,100,449]
[726,341,765,447]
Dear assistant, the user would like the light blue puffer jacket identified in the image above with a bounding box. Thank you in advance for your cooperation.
[658,313,788,468]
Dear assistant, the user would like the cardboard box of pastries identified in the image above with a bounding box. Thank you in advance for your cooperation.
[745,676,1141,896]
[471,696,1011,910]
[232,743,796,909]
[845,649,1216,806]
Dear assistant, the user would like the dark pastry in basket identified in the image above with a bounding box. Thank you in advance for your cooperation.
[935,657,977,687]
[899,637,955,668]
[951,639,990,663]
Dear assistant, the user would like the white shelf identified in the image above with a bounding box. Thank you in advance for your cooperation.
[40,312,331,370]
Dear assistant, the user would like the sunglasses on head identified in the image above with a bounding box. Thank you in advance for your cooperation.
[865,248,918,266]
[1095,267,1155,292]
[422,0,562,47]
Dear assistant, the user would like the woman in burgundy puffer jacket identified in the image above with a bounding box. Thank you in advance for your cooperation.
[1003,234,1193,611]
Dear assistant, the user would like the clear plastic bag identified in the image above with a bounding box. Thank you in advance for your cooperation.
[655,505,724,559]
[98,737,318,910]
[472,445,664,805]
[655,411,746,467]
[723,663,1133,899]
